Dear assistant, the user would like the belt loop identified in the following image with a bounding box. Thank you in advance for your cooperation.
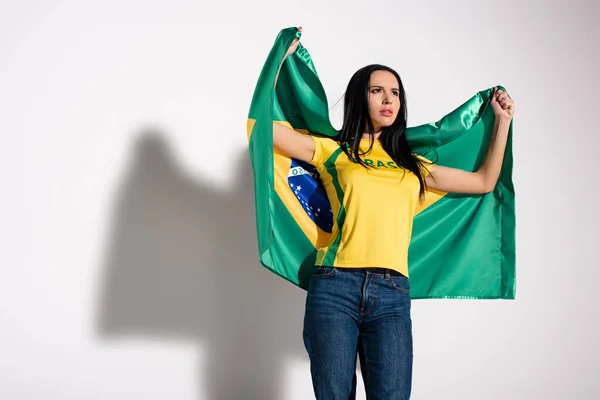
[384,268,391,280]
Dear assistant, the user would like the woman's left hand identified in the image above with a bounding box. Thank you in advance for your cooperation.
[490,87,515,122]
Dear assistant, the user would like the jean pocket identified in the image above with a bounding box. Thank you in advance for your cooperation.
[389,275,410,293]
[311,266,337,278]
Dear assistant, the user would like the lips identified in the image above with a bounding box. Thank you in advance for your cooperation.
[380,109,393,117]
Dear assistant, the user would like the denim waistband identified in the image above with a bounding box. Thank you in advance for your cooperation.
[323,266,406,278]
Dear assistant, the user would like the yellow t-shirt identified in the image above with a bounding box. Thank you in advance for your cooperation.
[309,136,432,277]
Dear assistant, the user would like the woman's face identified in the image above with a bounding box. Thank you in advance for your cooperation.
[367,70,401,133]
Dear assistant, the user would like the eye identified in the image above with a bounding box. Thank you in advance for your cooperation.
[392,90,399,96]
[371,88,381,93]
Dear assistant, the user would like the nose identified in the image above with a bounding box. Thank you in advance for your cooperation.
[383,92,392,104]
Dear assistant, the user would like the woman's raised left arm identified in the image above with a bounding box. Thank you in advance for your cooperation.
[425,87,515,194]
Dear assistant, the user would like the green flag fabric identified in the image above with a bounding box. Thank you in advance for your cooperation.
[247,28,515,299]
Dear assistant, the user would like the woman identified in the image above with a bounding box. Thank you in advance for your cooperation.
[272,27,514,400]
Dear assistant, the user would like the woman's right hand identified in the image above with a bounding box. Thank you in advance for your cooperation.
[285,26,302,58]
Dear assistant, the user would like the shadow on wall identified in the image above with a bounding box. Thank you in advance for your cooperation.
[95,128,308,400]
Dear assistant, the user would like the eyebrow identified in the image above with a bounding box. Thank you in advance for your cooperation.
[369,85,400,90]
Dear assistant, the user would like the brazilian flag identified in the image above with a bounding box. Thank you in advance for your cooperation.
[247,27,515,299]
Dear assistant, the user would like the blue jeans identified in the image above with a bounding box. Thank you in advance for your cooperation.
[303,266,413,400]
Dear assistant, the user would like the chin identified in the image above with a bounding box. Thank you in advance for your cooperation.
[377,121,394,129]
[370,117,396,132]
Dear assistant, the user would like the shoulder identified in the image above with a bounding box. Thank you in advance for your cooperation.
[414,154,432,164]
[311,135,339,147]
[310,136,342,165]
[413,154,434,176]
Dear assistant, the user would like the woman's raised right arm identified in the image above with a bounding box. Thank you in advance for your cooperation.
[273,123,315,163]
[272,26,315,163]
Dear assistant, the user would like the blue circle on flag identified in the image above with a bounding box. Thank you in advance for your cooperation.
[288,159,333,234]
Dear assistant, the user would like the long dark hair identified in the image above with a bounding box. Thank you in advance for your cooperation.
[336,64,429,201]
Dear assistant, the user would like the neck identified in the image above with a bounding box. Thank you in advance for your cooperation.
[362,131,382,140]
